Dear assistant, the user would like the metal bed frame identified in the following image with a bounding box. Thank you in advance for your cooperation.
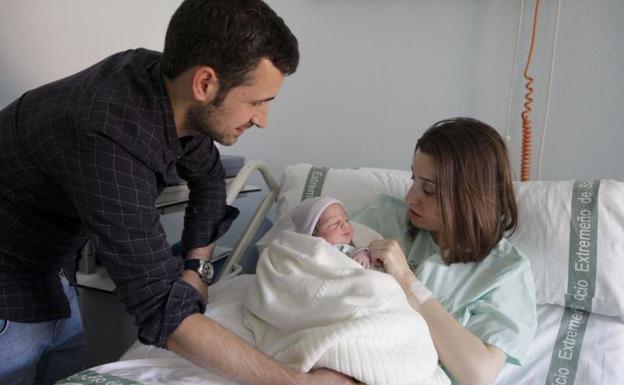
[218,160,280,281]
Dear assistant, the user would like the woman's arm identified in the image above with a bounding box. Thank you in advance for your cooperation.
[368,239,507,385]
[407,286,506,385]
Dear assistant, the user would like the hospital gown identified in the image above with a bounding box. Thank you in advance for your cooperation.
[351,194,538,370]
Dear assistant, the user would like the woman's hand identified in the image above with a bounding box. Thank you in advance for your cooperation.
[368,239,432,308]
[367,239,414,287]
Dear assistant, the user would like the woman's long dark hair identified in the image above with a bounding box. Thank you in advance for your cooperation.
[415,117,518,264]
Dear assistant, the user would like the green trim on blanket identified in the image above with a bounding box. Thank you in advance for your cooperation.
[301,166,329,201]
[544,180,600,385]
[56,369,143,385]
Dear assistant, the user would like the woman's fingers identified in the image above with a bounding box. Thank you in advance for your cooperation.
[367,240,410,277]
[368,240,402,261]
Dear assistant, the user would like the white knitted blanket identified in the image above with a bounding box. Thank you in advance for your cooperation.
[243,230,450,385]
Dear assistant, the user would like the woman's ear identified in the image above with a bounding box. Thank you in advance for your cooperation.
[190,66,219,103]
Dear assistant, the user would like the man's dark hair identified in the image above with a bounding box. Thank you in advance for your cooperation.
[161,0,299,103]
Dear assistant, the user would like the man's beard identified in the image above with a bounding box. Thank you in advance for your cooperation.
[184,102,237,146]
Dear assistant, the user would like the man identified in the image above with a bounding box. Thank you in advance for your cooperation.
[0,1,359,384]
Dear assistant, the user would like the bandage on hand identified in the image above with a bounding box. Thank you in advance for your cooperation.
[408,279,433,305]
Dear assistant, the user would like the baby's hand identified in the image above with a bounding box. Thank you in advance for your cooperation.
[351,248,372,269]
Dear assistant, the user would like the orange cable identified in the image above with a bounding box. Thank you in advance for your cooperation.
[520,0,541,181]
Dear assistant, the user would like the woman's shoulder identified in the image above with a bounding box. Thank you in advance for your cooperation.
[428,239,533,290]
[493,238,532,268]
[352,193,406,216]
[473,238,534,289]
[352,194,406,223]
[351,194,411,242]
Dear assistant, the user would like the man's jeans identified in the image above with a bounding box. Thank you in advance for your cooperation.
[0,274,86,385]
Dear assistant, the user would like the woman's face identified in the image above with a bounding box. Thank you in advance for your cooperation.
[314,203,353,245]
[405,150,443,234]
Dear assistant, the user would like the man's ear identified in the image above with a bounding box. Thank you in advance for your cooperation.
[191,66,219,103]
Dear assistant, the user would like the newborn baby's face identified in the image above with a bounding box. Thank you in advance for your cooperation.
[314,203,353,245]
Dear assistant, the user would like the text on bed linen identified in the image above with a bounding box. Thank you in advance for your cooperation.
[549,308,589,385]
[547,180,598,385]
[556,309,585,361]
[551,367,570,385]
[303,170,326,199]
[574,208,593,274]
[569,180,597,311]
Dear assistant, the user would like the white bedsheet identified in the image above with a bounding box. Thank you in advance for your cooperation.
[57,276,254,385]
[243,231,449,385]
[496,303,624,385]
[59,275,624,385]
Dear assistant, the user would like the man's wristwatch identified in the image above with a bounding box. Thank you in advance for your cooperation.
[183,258,215,285]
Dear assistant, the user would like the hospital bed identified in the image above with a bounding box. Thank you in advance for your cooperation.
[57,161,624,385]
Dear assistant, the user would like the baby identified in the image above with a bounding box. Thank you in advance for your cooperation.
[292,197,372,268]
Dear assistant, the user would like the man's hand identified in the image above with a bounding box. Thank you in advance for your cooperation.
[302,368,364,385]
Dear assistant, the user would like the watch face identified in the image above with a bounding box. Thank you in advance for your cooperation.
[199,261,214,284]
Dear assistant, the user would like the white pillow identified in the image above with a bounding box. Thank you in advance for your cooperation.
[277,163,411,217]
[510,180,624,319]
[276,163,624,320]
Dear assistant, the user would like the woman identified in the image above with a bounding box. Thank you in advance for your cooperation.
[352,117,537,385]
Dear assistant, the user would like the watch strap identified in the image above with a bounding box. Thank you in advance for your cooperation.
[183,258,201,271]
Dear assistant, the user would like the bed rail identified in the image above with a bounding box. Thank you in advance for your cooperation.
[219,160,280,280]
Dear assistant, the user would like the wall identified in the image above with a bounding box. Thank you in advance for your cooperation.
[1,0,622,183]
[2,0,621,366]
